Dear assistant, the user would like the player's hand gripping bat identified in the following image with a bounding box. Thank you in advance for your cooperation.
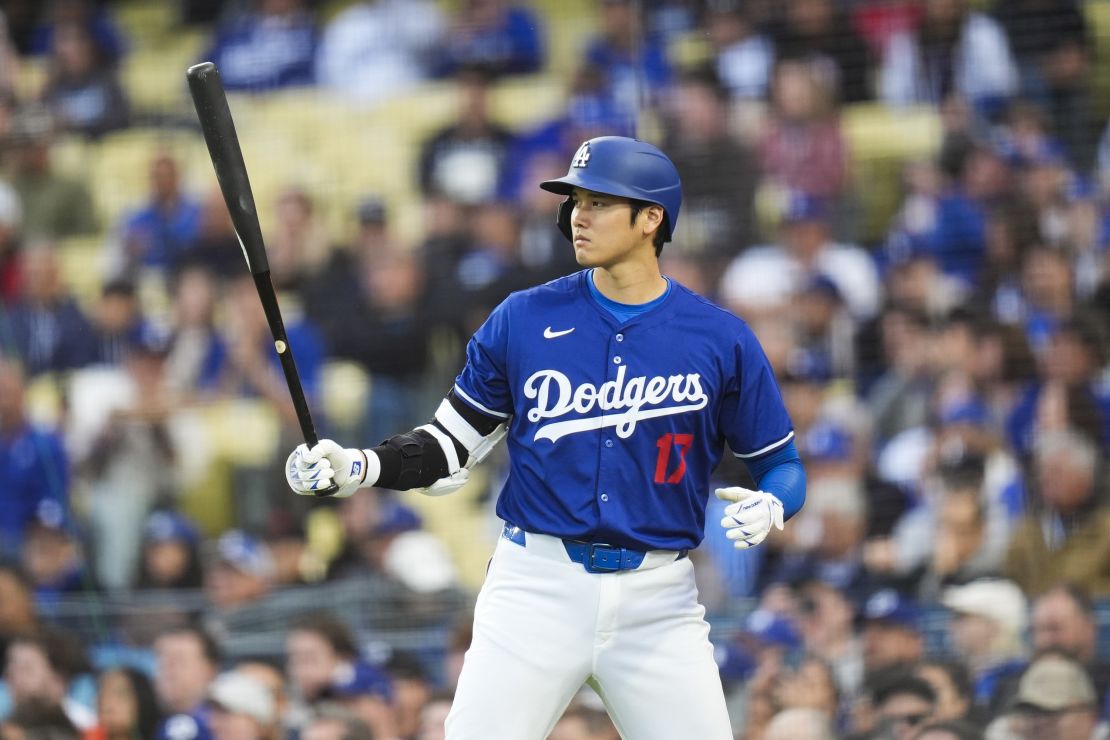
[186,61,339,497]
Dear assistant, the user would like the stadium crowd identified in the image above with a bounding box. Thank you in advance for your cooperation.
[0,0,1109,738]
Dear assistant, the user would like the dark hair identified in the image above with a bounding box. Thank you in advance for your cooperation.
[628,198,668,255]
[871,670,937,707]
[99,666,163,739]
[914,719,984,740]
[289,611,359,659]
[156,623,222,668]
[918,659,973,703]
[5,698,79,739]
[10,627,91,680]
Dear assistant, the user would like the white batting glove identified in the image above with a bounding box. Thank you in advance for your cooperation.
[716,487,785,549]
[285,440,370,498]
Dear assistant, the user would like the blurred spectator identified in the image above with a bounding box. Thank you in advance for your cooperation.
[513,150,579,283]
[796,579,863,699]
[662,66,758,267]
[1030,584,1110,700]
[763,706,835,740]
[415,690,452,740]
[914,720,982,740]
[879,0,1017,118]
[19,499,89,603]
[4,245,97,375]
[941,578,1028,711]
[315,0,444,106]
[0,698,79,739]
[549,702,620,740]
[87,666,162,740]
[326,246,432,443]
[136,511,204,591]
[190,188,246,277]
[204,530,275,611]
[0,179,22,303]
[0,14,21,98]
[0,563,38,659]
[431,0,543,79]
[1006,430,1110,596]
[998,0,1095,169]
[582,0,671,120]
[382,651,433,740]
[326,660,397,740]
[203,0,317,93]
[153,624,221,739]
[27,0,126,65]
[772,656,840,724]
[164,260,227,396]
[285,612,359,708]
[4,106,98,239]
[0,357,69,560]
[705,1,774,101]
[217,271,324,430]
[865,304,933,444]
[74,326,185,590]
[869,671,937,740]
[3,628,93,730]
[235,660,286,740]
[914,660,973,726]
[418,65,514,207]
[759,62,850,201]
[858,589,924,677]
[770,0,871,104]
[988,652,1106,740]
[206,671,278,740]
[40,21,128,139]
[266,186,332,292]
[300,704,374,740]
[89,278,147,366]
[721,193,878,323]
[722,608,801,732]
[110,152,203,279]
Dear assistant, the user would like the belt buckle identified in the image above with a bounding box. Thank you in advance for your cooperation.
[587,543,622,573]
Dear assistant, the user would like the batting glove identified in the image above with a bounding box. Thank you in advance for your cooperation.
[716,487,785,549]
[285,440,373,498]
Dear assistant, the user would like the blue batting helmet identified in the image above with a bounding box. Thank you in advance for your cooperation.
[540,136,682,243]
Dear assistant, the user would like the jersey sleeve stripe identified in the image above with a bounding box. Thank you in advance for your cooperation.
[733,430,795,459]
[452,384,511,419]
[434,399,485,453]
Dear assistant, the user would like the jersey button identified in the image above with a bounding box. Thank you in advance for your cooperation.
[600,493,609,502]
[616,333,624,342]
[604,439,613,448]
[613,356,622,364]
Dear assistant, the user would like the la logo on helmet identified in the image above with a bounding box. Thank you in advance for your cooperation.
[572,142,591,168]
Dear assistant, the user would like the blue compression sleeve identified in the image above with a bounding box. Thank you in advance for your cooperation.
[743,439,806,519]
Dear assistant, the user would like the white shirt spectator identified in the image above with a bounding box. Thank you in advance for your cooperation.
[316,0,445,105]
[879,12,1017,109]
[720,242,881,320]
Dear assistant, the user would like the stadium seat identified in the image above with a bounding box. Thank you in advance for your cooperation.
[841,103,943,243]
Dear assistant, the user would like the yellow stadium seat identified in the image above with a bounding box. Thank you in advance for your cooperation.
[56,235,107,310]
[320,360,370,434]
[841,103,942,242]
[1086,0,1110,121]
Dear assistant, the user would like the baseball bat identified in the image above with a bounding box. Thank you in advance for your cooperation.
[186,61,338,497]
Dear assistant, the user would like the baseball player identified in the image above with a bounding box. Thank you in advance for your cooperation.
[286,136,806,738]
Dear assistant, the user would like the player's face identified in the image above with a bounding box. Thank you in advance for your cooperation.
[569,188,658,269]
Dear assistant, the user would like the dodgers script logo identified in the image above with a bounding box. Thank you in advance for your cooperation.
[523,365,708,442]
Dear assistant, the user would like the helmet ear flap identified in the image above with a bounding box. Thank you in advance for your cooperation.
[556,198,574,241]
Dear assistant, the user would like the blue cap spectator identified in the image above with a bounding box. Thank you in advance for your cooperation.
[860,588,921,630]
[743,608,802,651]
[330,660,394,703]
[143,512,199,547]
[214,531,274,582]
[781,191,831,225]
[802,420,855,464]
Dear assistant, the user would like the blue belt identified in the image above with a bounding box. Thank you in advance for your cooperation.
[502,523,687,574]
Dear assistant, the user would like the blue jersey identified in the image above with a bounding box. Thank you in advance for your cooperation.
[454,270,794,551]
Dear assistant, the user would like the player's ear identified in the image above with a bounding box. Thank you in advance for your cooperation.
[641,204,664,239]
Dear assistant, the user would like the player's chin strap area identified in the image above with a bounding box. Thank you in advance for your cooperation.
[363,392,508,496]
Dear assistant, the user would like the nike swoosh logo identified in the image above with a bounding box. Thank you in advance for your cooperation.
[543,327,575,339]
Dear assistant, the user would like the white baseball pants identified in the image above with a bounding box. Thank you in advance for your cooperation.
[444,530,733,739]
